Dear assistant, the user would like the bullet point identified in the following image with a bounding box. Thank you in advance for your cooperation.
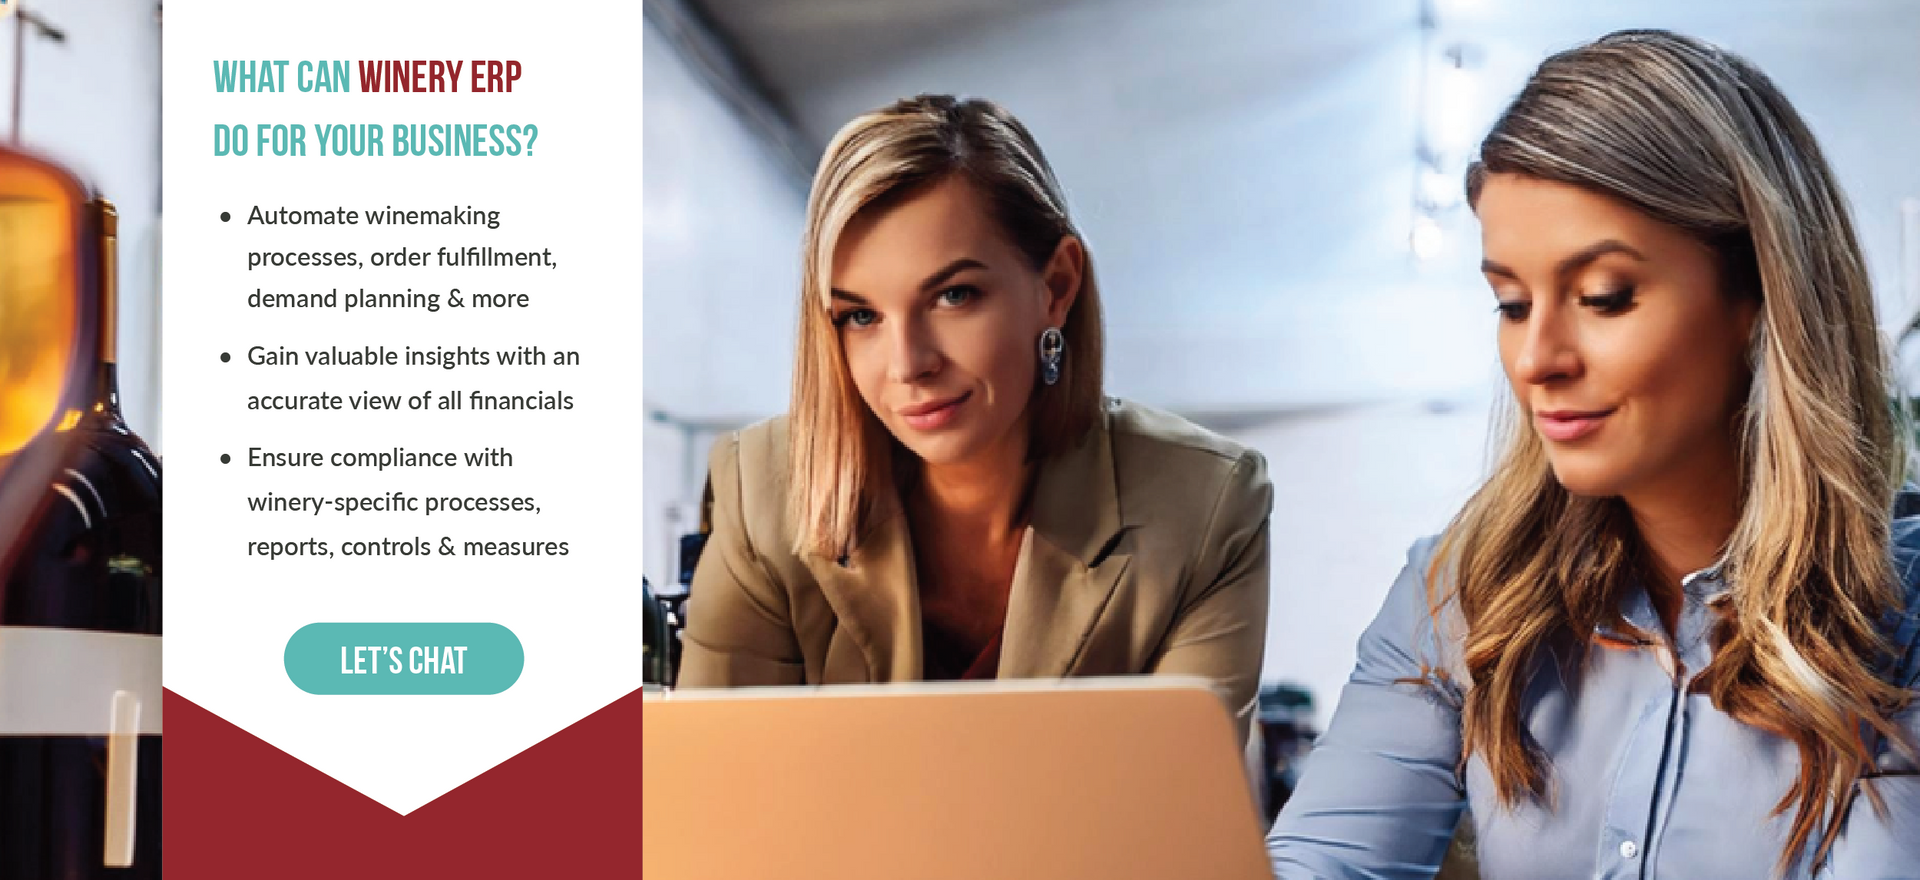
[220,211,231,222]
[220,453,231,464]
[220,352,231,362]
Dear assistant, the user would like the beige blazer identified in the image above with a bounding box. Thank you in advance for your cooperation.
[678,399,1272,740]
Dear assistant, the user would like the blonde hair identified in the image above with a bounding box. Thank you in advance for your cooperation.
[788,95,1104,558]
[1447,29,1911,871]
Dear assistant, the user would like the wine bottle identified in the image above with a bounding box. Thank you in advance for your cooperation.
[0,198,163,877]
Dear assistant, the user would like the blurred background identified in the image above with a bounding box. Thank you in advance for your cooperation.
[642,0,1920,727]
[1,0,162,448]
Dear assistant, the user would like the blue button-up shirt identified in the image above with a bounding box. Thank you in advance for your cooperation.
[1267,520,1920,879]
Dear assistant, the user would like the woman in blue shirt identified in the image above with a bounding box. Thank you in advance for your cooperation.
[1268,30,1920,879]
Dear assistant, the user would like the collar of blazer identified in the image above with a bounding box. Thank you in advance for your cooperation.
[809,410,1133,683]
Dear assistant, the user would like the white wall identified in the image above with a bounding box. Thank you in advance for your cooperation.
[1,0,163,446]
[642,16,806,587]
[1225,400,1494,725]
[735,0,1494,412]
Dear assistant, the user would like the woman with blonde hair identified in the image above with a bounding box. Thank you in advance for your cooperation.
[678,95,1272,746]
[1268,30,1920,878]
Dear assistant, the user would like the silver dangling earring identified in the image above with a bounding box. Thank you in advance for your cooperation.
[1038,327,1065,386]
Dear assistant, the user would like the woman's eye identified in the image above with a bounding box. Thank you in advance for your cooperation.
[1494,300,1531,322]
[937,285,977,307]
[1579,287,1636,315]
[834,308,878,328]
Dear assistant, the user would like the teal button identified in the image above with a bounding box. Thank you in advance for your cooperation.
[285,623,523,694]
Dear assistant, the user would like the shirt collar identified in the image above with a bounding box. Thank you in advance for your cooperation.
[1681,556,1731,602]
[1592,558,1731,647]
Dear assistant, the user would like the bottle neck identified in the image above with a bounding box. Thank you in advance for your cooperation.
[95,198,119,365]
[91,198,124,427]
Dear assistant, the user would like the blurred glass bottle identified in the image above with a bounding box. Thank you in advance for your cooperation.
[0,199,163,877]
[4,201,162,629]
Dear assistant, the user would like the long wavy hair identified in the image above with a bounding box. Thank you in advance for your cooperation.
[1441,29,1911,872]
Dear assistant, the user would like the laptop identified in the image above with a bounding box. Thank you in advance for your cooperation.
[643,677,1272,880]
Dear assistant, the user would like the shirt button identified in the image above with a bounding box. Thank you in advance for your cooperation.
[1620,840,1640,859]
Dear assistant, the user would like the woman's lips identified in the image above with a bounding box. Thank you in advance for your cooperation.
[898,392,971,431]
[1535,409,1613,442]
